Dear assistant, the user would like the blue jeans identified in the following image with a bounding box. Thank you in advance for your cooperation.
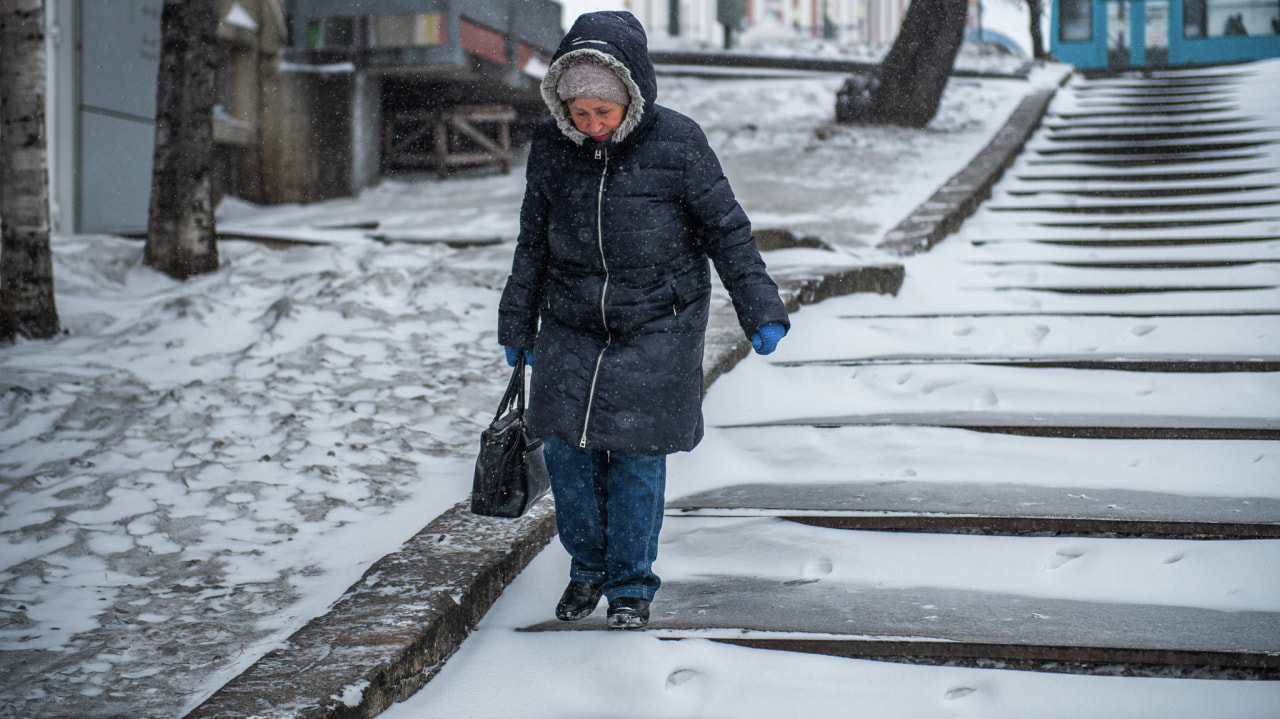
[542,435,666,602]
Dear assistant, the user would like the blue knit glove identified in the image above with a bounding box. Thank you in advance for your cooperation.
[504,346,535,367]
[750,322,786,355]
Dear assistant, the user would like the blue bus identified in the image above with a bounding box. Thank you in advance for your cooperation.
[1052,0,1280,69]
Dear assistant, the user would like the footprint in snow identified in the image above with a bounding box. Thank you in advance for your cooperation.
[803,556,834,579]
[1048,550,1084,569]
[920,380,958,396]
[666,668,702,689]
[785,556,834,586]
[971,388,998,409]
[945,686,977,700]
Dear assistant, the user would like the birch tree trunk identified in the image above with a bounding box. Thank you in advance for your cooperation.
[869,0,969,128]
[1,0,59,341]
[144,0,219,280]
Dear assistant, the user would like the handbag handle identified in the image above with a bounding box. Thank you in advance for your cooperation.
[494,352,528,422]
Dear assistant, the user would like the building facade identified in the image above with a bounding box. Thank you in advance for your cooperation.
[1052,0,1280,68]
[42,0,560,236]
[626,0,912,47]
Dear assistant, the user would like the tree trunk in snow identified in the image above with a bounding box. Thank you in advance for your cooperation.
[145,0,218,280]
[1,0,60,341]
[869,0,968,128]
[1028,0,1048,60]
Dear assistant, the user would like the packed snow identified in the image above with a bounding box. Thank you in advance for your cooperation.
[383,544,1280,719]
[1,56,1064,717]
[382,60,1280,719]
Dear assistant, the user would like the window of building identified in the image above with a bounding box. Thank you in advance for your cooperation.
[1060,0,1094,42]
[371,14,446,47]
[1185,0,1280,37]
[307,17,355,48]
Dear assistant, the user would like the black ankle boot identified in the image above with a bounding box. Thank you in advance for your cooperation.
[606,596,650,630]
[555,580,603,621]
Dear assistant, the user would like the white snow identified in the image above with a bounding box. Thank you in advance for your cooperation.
[381,546,1280,719]
[0,56,1064,716]
[3,38,1277,719]
[333,679,370,708]
[382,59,1280,719]
[278,60,357,74]
[223,2,258,32]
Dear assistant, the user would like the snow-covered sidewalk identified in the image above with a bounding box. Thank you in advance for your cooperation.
[1,66,1063,718]
[384,60,1280,719]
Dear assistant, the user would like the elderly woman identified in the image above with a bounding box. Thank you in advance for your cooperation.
[498,11,788,629]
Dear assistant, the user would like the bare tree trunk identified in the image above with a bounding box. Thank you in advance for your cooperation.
[1027,0,1048,60]
[1,0,59,341]
[869,0,969,128]
[145,0,218,280]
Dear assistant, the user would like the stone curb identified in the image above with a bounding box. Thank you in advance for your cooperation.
[185,499,559,719]
[185,78,1063,719]
[703,263,906,392]
[878,85,1060,256]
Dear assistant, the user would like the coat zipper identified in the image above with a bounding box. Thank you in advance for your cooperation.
[580,146,611,448]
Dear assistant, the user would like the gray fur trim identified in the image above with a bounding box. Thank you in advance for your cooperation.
[541,49,645,146]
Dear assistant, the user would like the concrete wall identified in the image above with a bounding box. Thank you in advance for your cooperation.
[46,0,164,235]
[42,0,558,232]
[44,0,310,232]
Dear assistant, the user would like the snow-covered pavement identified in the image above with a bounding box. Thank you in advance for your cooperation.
[1,62,1061,717]
[382,61,1280,718]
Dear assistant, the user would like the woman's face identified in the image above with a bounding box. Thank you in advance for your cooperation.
[568,97,627,142]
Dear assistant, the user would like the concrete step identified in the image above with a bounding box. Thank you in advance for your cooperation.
[973,214,1276,231]
[668,425,1276,510]
[967,233,1279,248]
[721,411,1280,439]
[1009,163,1278,182]
[1041,127,1271,145]
[837,309,1280,318]
[971,284,1278,296]
[1005,184,1280,200]
[709,350,1280,439]
[976,259,1280,269]
[1032,140,1273,158]
[775,354,1280,372]
[1051,105,1237,120]
[668,481,1280,538]
[519,518,1280,675]
[1043,116,1267,131]
[522,579,1280,674]
[1025,152,1269,168]
[986,187,1280,212]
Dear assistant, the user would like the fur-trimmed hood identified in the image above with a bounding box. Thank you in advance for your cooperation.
[540,11,657,146]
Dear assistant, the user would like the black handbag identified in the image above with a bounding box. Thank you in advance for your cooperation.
[471,353,550,517]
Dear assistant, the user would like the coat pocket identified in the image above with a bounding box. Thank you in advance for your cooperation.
[604,277,678,337]
[667,264,711,333]
[608,264,711,337]
[546,272,607,335]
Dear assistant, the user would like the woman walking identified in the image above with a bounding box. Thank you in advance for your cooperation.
[499,11,789,629]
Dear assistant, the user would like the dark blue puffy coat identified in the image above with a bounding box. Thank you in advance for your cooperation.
[498,11,789,455]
